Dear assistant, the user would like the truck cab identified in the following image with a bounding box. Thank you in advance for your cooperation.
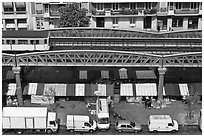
[47,112,58,133]
[148,115,178,132]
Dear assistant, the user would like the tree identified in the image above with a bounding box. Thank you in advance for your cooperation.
[185,92,201,119]
[59,3,90,27]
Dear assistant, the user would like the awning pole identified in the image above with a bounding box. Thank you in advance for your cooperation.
[158,67,167,101]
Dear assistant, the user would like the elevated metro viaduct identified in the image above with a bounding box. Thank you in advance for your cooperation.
[2,28,202,106]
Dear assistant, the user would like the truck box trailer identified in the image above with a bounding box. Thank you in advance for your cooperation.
[66,115,97,132]
[2,107,58,134]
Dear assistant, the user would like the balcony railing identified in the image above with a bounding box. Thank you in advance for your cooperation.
[6,24,15,28]
[111,9,139,15]
[18,23,27,28]
[50,10,60,16]
[174,8,199,14]
[92,10,105,15]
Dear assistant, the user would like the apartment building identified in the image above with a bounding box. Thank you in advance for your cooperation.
[2,2,202,31]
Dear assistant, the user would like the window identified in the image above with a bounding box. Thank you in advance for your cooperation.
[6,19,14,24]
[188,17,198,29]
[79,70,87,79]
[3,2,14,12]
[36,3,43,14]
[18,40,28,44]
[44,39,47,44]
[84,122,91,127]
[175,2,182,9]
[112,3,119,10]
[49,121,56,126]
[130,17,136,25]
[168,2,174,10]
[127,125,132,128]
[172,17,183,27]
[97,3,104,10]
[15,2,26,12]
[168,123,173,126]
[191,2,199,9]
[36,18,44,29]
[17,19,26,24]
[44,4,49,13]
[130,3,136,10]
[113,18,118,25]
[145,2,152,9]
[6,40,15,44]
[121,125,126,128]
[2,40,4,44]
[31,40,39,44]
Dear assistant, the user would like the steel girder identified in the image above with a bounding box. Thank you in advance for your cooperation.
[2,50,202,67]
[49,28,202,39]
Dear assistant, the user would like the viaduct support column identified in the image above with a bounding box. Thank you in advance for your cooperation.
[157,67,167,101]
[12,66,23,106]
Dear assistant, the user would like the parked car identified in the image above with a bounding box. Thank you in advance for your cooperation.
[115,120,141,133]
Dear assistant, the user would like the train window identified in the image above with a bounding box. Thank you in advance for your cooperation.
[31,40,39,44]
[6,40,15,44]
[18,40,28,44]
[44,39,47,44]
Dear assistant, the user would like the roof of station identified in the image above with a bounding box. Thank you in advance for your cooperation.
[2,30,49,38]
[49,28,202,39]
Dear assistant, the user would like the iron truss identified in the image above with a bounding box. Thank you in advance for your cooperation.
[2,50,202,67]
[49,28,202,39]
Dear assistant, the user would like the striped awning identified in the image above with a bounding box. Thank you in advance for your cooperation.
[23,83,114,96]
[7,83,16,96]
[120,83,133,96]
[79,71,87,79]
[179,84,190,96]
[135,83,157,96]
[119,68,128,79]
[101,70,109,79]
[136,70,157,79]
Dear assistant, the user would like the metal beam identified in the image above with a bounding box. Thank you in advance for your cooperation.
[2,50,202,67]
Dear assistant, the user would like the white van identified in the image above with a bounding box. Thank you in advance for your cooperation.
[96,98,110,130]
[148,115,178,132]
[66,115,97,132]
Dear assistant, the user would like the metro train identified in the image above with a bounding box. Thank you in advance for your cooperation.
[2,30,50,51]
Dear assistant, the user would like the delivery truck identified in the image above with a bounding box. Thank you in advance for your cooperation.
[66,115,97,132]
[148,115,178,132]
[2,107,58,134]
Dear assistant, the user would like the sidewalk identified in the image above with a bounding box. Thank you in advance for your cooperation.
[113,100,201,126]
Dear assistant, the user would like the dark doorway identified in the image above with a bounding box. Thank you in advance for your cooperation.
[144,16,152,29]
[96,17,105,27]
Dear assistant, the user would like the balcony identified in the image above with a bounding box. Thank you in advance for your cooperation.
[6,24,15,28]
[18,23,27,28]
[157,8,167,16]
[92,10,105,15]
[50,10,60,16]
[111,9,138,15]
[144,8,157,15]
[174,8,199,14]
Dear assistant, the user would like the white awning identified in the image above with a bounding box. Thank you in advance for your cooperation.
[101,70,109,79]
[15,2,25,7]
[135,83,157,96]
[179,84,190,96]
[75,84,85,96]
[28,83,38,95]
[119,68,128,79]
[136,70,157,79]
[98,84,106,96]
[7,83,16,96]
[120,83,133,96]
[79,70,87,79]
[3,2,13,8]
[44,84,66,96]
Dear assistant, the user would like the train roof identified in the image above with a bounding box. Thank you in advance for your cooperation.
[2,30,49,38]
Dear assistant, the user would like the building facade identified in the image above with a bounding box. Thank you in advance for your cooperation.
[2,2,202,31]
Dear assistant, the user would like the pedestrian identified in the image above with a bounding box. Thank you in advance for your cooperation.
[157,25,160,32]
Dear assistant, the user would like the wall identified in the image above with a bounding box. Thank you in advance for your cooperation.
[135,17,143,30]
[118,17,129,29]
[152,16,157,30]
[198,17,202,29]
[105,18,113,29]
[183,17,188,30]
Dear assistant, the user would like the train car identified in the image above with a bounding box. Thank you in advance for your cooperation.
[2,30,50,51]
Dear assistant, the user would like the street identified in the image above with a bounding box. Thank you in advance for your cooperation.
[3,125,201,135]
